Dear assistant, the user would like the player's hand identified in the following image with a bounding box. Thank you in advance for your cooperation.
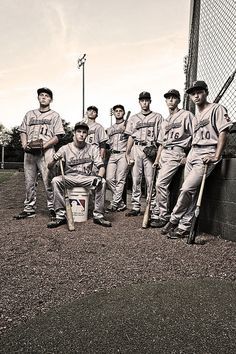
[24,143,31,152]
[180,157,186,165]
[152,161,159,169]
[53,152,62,161]
[202,155,219,164]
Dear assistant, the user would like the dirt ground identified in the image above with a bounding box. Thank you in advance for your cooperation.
[0,172,236,348]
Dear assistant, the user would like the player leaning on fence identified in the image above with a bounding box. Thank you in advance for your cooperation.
[161,81,233,239]
[150,89,194,228]
[14,88,65,220]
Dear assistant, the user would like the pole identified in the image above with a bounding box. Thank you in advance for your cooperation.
[1,145,4,169]
[82,63,85,118]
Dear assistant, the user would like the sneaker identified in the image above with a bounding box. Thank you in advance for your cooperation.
[125,209,141,217]
[93,217,112,227]
[117,203,127,212]
[150,219,168,228]
[14,211,35,219]
[47,218,67,228]
[161,221,177,235]
[168,227,189,239]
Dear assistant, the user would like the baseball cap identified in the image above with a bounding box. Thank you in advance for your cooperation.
[113,104,125,111]
[37,87,53,99]
[87,105,98,114]
[139,91,151,100]
[74,121,89,131]
[186,81,208,94]
[164,89,181,100]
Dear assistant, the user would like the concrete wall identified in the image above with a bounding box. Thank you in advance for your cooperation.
[200,158,236,242]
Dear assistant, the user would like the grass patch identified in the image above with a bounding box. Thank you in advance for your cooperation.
[0,170,16,184]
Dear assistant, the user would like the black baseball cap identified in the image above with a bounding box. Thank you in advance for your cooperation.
[186,81,208,94]
[139,91,151,100]
[87,105,98,114]
[74,121,89,131]
[37,87,53,99]
[164,89,181,100]
[113,104,125,111]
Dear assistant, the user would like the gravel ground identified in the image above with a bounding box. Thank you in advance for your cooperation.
[0,171,236,338]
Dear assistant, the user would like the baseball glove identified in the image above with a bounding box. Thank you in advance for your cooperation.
[26,139,44,155]
[143,145,158,163]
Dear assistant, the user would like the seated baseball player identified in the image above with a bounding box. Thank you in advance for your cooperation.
[47,121,111,228]
[162,81,232,239]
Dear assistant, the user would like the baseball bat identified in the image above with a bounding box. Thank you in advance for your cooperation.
[142,166,157,229]
[214,69,236,103]
[187,164,208,244]
[124,110,131,126]
[59,159,75,231]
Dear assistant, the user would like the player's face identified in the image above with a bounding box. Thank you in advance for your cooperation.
[87,109,97,119]
[189,89,208,105]
[139,99,151,111]
[114,108,125,119]
[166,96,179,110]
[38,93,52,107]
[75,129,88,142]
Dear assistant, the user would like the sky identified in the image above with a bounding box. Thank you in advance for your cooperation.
[0,0,191,130]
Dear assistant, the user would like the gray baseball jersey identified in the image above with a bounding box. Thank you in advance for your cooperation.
[86,121,108,146]
[107,121,128,152]
[125,111,162,143]
[192,103,232,146]
[18,109,65,142]
[57,141,104,176]
[158,109,194,149]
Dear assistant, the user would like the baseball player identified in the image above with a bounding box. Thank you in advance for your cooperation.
[106,104,128,212]
[125,91,163,216]
[84,106,108,160]
[162,81,232,238]
[150,89,194,227]
[14,87,65,219]
[47,121,111,228]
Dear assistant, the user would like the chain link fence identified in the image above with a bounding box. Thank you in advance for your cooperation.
[184,0,236,156]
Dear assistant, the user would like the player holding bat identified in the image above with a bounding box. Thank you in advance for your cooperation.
[161,80,232,239]
[47,121,111,228]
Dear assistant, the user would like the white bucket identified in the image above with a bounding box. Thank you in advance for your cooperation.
[68,187,89,222]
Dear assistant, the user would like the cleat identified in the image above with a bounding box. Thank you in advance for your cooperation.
[125,209,141,217]
[117,203,127,212]
[168,227,189,239]
[105,204,118,213]
[49,209,56,220]
[93,217,112,227]
[14,211,35,219]
[161,221,177,235]
[47,218,67,228]
[150,219,168,228]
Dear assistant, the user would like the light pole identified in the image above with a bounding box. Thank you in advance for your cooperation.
[77,54,87,118]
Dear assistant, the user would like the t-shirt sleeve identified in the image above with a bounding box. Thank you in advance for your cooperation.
[92,145,104,169]
[213,105,233,134]
[53,114,65,135]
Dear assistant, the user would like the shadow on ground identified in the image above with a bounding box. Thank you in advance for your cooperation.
[1,279,235,354]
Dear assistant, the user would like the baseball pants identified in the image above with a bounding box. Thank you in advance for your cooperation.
[23,148,54,212]
[106,152,128,207]
[131,144,156,211]
[153,148,186,221]
[170,146,217,231]
[51,174,106,219]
